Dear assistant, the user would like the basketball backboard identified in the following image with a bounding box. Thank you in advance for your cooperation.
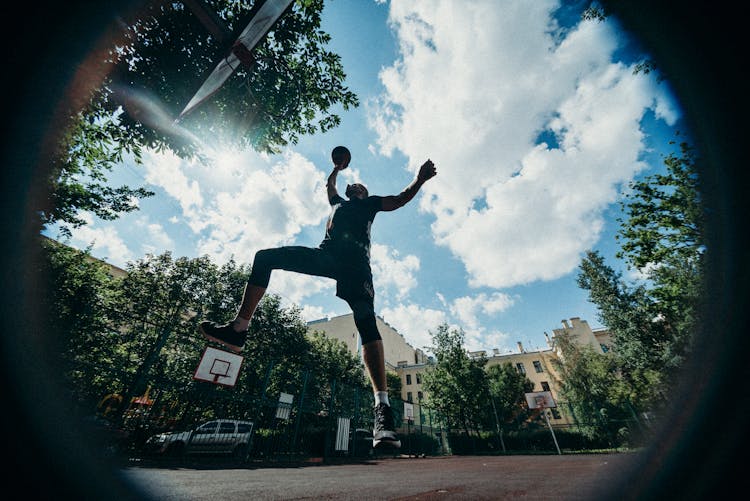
[525,391,557,409]
[178,0,294,119]
[404,402,414,422]
[193,346,244,386]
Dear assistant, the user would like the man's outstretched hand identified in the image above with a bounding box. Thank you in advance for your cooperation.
[418,159,437,182]
[380,159,437,212]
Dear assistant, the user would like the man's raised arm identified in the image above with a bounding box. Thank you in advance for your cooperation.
[327,165,346,202]
[327,152,351,202]
[381,159,437,212]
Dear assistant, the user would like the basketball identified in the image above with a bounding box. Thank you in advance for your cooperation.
[332,146,351,169]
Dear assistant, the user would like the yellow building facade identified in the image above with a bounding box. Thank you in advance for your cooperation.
[307,315,612,428]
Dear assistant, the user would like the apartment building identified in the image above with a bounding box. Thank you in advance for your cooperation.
[307,315,612,427]
[307,313,429,370]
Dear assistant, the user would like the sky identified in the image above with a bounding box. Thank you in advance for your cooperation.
[45,0,685,357]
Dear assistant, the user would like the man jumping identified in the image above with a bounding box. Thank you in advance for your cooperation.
[199,146,437,449]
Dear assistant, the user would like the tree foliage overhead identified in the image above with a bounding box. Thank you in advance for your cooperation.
[42,0,357,236]
[42,110,154,237]
[108,0,359,155]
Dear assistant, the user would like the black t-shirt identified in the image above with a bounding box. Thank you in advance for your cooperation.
[319,194,383,263]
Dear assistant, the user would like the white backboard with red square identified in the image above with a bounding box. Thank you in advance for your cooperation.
[194,346,244,387]
[525,391,557,409]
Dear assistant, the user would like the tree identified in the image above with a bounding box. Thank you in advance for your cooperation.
[42,239,382,436]
[307,330,368,403]
[577,139,705,409]
[308,331,366,387]
[422,324,490,435]
[42,111,154,237]
[108,0,358,155]
[306,331,369,434]
[485,363,534,428]
[551,331,633,443]
[38,237,122,405]
[616,140,704,362]
[110,252,222,408]
[42,0,358,235]
[387,372,403,405]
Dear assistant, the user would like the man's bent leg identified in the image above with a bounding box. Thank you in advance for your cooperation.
[236,246,336,329]
[232,283,266,331]
[199,282,265,351]
[200,247,333,352]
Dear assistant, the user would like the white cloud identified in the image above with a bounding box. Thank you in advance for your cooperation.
[137,218,174,255]
[370,0,679,289]
[266,270,336,309]
[380,303,449,353]
[142,148,331,265]
[451,292,514,330]
[371,243,420,300]
[464,329,512,354]
[298,304,332,323]
[66,213,133,267]
[196,151,330,264]
[142,150,203,222]
[379,297,515,354]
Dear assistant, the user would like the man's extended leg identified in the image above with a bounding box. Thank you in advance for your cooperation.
[233,282,266,330]
[351,303,401,449]
[200,247,335,353]
[362,339,387,395]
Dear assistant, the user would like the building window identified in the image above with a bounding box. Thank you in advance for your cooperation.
[417,391,423,401]
[406,374,412,385]
[541,381,550,392]
[407,392,413,403]
[416,373,422,384]
[533,360,543,373]
[516,363,526,375]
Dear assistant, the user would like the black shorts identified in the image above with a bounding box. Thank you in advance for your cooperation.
[248,246,375,305]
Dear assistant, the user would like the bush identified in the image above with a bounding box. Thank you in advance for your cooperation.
[400,431,441,455]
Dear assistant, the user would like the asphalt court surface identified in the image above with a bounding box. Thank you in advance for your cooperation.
[124,453,641,500]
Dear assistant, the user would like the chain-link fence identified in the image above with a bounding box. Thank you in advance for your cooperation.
[70,354,655,463]
[69,356,453,463]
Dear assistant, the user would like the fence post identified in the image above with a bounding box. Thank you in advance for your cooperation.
[255,360,275,420]
[439,419,445,455]
[117,320,177,426]
[351,387,360,457]
[490,395,506,453]
[291,369,309,455]
[323,379,336,459]
[626,399,644,432]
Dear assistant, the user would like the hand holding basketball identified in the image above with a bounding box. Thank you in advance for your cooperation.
[332,146,351,170]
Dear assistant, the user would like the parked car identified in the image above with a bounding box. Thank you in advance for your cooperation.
[145,419,254,459]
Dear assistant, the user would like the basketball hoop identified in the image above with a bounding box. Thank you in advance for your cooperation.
[193,346,244,387]
[525,391,562,455]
